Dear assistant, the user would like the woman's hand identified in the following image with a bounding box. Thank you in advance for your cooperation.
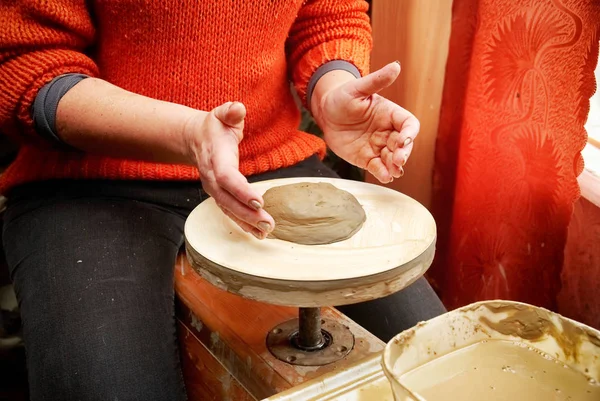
[183,102,274,239]
[55,78,273,239]
[311,62,419,183]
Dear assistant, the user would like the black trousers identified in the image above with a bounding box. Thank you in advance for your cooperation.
[2,156,446,401]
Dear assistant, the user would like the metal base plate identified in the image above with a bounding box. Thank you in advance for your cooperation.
[266,318,354,366]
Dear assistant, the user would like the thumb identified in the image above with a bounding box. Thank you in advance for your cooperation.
[350,61,401,97]
[214,101,246,128]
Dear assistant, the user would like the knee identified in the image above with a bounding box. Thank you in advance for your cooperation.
[21,308,186,401]
[26,336,187,401]
[336,277,446,342]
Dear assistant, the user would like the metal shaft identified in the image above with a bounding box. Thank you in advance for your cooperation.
[297,307,324,350]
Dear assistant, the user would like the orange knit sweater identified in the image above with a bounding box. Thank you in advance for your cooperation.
[0,1,372,194]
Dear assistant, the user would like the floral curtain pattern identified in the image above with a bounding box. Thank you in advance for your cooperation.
[428,0,600,318]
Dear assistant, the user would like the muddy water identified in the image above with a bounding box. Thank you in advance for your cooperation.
[399,340,600,401]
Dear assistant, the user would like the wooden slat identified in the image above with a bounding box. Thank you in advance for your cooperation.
[174,253,385,400]
[579,169,600,209]
[588,136,600,149]
[178,322,256,401]
[367,0,453,208]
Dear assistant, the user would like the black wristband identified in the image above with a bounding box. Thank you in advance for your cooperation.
[32,73,89,144]
[306,60,361,111]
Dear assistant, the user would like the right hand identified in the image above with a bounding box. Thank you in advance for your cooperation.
[184,102,274,239]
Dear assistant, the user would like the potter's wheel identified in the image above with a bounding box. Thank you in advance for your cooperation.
[184,177,436,366]
[185,177,436,307]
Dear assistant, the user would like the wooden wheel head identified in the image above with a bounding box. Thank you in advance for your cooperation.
[184,177,436,307]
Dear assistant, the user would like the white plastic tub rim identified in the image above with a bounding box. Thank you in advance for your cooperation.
[381,299,600,401]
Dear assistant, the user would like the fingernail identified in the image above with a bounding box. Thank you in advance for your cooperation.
[399,168,405,177]
[394,60,401,66]
[249,200,262,210]
[403,137,412,147]
[389,177,394,183]
[252,229,264,239]
[258,221,272,232]
[402,157,407,167]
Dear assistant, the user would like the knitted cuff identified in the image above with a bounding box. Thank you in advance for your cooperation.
[32,73,89,144]
[306,60,361,111]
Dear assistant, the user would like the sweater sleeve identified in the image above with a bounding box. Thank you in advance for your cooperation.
[286,0,373,108]
[0,1,99,145]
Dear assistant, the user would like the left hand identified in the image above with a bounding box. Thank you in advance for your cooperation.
[312,62,419,183]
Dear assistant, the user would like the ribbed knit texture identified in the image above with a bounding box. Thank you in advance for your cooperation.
[0,0,372,193]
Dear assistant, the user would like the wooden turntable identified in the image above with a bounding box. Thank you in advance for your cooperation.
[184,177,436,368]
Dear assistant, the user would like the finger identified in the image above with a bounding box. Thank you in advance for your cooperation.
[386,131,411,152]
[387,111,420,149]
[204,179,275,232]
[209,127,265,210]
[366,158,392,183]
[382,148,403,178]
[393,141,414,167]
[391,110,420,141]
[220,207,266,239]
[214,101,246,127]
[350,62,401,97]
[214,102,246,135]
[220,207,253,232]
[214,163,266,211]
[369,130,389,149]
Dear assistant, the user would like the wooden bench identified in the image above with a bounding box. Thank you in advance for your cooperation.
[174,252,385,400]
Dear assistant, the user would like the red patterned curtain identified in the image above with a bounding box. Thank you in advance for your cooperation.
[428,0,600,312]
